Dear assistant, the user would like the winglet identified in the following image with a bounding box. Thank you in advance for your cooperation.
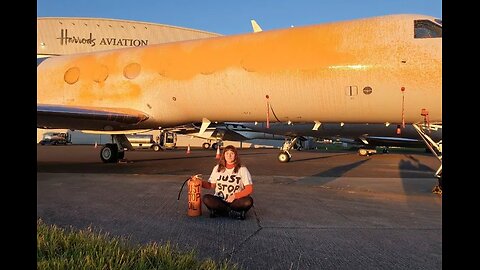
[199,118,211,135]
[359,136,369,145]
[312,121,322,130]
[251,20,263,32]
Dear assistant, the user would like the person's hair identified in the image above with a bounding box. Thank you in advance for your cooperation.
[217,145,242,173]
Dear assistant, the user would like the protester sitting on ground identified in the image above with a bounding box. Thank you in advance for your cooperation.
[201,145,254,220]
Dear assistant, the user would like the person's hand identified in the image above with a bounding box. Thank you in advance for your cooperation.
[226,194,236,203]
[201,180,209,189]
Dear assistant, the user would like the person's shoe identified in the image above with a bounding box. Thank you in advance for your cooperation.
[229,210,246,220]
[228,210,237,219]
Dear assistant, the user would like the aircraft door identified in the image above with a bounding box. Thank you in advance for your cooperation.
[344,86,358,98]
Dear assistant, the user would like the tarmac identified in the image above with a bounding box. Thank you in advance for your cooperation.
[37,145,442,269]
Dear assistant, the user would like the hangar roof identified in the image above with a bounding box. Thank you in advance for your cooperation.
[37,17,222,56]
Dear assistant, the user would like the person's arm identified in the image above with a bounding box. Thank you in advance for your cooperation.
[202,166,218,189]
[233,184,253,199]
[202,180,215,189]
[225,185,253,203]
[227,166,254,202]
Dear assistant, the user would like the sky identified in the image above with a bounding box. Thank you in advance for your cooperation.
[37,0,442,35]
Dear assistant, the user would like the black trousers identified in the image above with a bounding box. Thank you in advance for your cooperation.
[203,194,253,213]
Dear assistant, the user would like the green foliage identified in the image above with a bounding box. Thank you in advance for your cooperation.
[37,219,238,270]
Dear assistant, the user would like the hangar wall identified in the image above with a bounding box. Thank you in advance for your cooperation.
[37,17,221,56]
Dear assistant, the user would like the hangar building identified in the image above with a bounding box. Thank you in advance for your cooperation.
[37,17,221,57]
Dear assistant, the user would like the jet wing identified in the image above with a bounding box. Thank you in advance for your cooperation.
[358,135,423,147]
[167,123,249,141]
[215,128,250,141]
[37,104,150,131]
[167,123,201,133]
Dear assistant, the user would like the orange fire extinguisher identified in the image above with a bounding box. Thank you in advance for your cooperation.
[177,174,203,217]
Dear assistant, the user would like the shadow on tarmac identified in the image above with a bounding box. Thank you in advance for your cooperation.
[399,154,438,196]
[296,159,371,185]
[288,152,353,163]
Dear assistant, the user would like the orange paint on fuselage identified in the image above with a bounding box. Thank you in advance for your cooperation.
[136,23,355,80]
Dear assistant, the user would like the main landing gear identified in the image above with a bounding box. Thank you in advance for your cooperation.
[358,148,377,156]
[413,123,442,195]
[100,134,134,163]
[202,140,223,150]
[202,142,211,149]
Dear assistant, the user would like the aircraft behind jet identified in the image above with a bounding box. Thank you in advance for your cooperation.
[232,122,442,160]
[166,122,286,149]
[37,14,441,190]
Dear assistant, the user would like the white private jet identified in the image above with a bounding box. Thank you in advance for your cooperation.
[37,14,442,190]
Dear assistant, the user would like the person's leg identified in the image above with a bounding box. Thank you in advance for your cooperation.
[230,196,253,211]
[229,196,253,219]
[203,194,229,217]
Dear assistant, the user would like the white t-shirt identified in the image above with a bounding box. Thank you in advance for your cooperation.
[208,165,253,201]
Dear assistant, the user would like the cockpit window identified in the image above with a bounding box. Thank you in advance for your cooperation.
[414,20,442,38]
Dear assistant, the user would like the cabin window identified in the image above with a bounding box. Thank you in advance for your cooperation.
[414,20,442,39]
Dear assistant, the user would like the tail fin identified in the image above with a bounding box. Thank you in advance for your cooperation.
[250,19,263,32]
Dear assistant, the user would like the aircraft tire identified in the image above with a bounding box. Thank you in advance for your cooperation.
[202,142,211,149]
[278,152,290,163]
[153,145,161,152]
[358,149,368,156]
[212,143,218,150]
[100,144,119,163]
